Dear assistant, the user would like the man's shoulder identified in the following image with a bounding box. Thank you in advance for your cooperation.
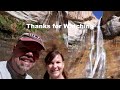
[0,61,7,64]
[26,74,33,79]
[0,61,7,66]
[0,61,11,79]
[0,61,7,70]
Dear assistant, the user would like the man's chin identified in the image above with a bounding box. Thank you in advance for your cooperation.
[20,66,31,72]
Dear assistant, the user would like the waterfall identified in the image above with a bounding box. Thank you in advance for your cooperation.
[85,17,106,78]
[55,11,64,32]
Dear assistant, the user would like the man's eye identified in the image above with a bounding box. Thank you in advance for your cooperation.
[19,47,28,52]
[32,51,39,54]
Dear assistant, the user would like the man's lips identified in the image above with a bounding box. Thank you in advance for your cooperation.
[19,56,35,63]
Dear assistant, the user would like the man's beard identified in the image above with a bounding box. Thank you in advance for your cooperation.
[17,55,35,72]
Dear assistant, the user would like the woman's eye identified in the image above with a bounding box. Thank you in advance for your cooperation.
[49,62,54,65]
[56,61,61,64]
[50,62,53,64]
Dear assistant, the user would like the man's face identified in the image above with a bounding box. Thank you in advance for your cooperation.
[12,41,42,72]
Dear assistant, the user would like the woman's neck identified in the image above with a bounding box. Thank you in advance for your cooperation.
[50,74,65,79]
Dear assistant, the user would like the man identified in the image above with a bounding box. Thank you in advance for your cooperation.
[0,33,45,79]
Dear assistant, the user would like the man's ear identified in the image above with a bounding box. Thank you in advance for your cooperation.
[12,45,16,52]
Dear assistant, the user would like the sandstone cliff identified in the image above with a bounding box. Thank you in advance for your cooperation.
[101,11,120,78]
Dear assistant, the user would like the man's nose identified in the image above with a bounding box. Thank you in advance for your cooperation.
[26,52,33,57]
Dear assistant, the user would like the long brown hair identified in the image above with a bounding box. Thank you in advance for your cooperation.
[44,50,67,79]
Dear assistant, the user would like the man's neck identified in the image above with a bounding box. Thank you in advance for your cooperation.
[7,60,26,79]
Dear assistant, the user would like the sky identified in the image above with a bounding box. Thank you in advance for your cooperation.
[93,11,103,19]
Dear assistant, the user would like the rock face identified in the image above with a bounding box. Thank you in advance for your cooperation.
[102,11,120,25]
[5,11,51,23]
[101,11,120,78]
[102,11,120,37]
[66,11,98,26]
[66,11,98,44]
[6,11,98,24]
[66,11,96,21]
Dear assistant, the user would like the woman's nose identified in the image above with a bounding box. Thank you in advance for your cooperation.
[53,63,57,68]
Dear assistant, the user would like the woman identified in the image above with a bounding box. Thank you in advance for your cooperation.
[43,50,67,79]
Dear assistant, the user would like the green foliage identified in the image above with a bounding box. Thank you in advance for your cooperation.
[16,21,25,30]
[0,12,27,36]
[0,15,7,25]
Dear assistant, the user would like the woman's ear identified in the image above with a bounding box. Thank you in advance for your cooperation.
[63,61,65,68]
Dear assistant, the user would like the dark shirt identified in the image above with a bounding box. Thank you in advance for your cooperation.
[7,60,26,79]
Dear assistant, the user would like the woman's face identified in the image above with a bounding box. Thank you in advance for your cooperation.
[47,54,64,79]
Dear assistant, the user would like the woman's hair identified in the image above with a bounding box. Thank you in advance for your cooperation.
[43,50,67,79]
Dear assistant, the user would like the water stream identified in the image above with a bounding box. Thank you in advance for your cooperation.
[85,17,106,78]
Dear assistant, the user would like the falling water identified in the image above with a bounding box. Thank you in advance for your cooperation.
[55,11,64,32]
[85,17,106,78]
